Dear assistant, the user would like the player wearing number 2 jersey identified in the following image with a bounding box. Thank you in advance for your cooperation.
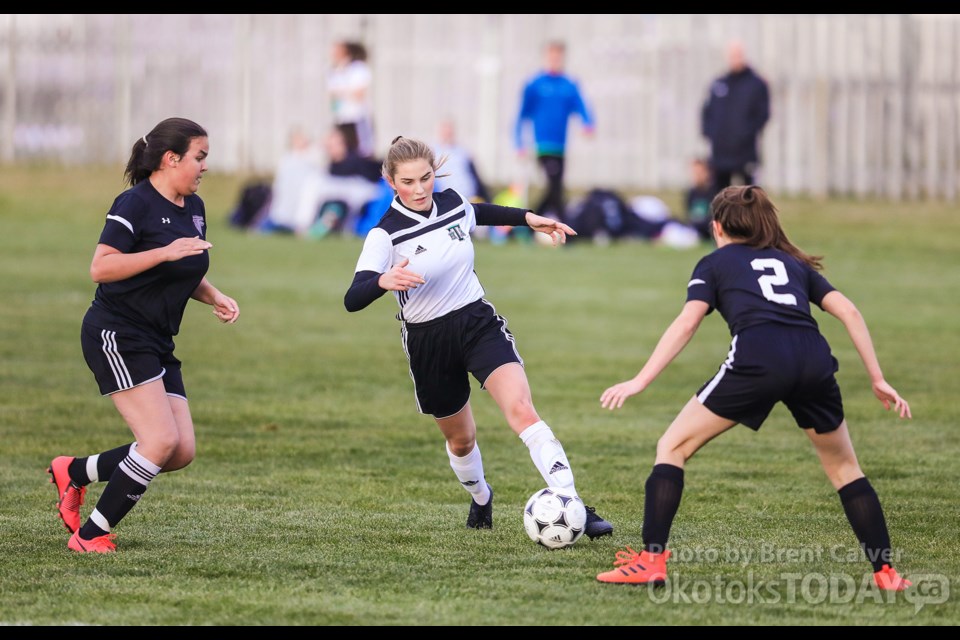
[594,185,912,590]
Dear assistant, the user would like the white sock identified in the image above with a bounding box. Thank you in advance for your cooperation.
[446,442,491,505]
[518,420,577,495]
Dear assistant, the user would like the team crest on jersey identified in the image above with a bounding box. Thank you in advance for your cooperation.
[192,215,205,235]
[447,224,466,242]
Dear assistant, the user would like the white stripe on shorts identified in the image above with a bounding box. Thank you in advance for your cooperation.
[100,329,133,390]
[399,322,423,414]
[697,334,738,404]
[480,298,523,366]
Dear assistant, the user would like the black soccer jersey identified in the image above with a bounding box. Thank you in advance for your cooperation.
[686,243,835,336]
[85,180,209,339]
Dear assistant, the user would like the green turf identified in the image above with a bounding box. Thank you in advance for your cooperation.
[1,165,957,625]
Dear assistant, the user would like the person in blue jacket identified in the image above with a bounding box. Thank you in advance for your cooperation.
[701,40,770,190]
[515,41,594,224]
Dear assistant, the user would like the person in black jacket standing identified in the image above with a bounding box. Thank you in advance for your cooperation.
[701,40,770,190]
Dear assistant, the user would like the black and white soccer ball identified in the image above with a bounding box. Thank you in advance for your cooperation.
[522,487,587,550]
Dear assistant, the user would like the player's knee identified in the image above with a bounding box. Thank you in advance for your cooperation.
[142,431,181,466]
[165,439,196,471]
[182,442,196,466]
[447,436,476,457]
[505,398,538,429]
[655,435,691,465]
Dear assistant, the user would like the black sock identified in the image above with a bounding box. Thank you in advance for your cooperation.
[78,447,159,540]
[68,443,135,486]
[642,463,685,553]
[838,477,894,572]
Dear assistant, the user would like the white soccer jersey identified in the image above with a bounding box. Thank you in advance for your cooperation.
[327,60,373,124]
[354,189,484,323]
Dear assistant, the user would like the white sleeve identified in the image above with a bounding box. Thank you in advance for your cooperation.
[344,62,371,91]
[354,227,393,274]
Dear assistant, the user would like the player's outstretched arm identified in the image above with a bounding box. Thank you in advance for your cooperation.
[600,301,709,410]
[821,290,911,418]
[524,212,577,246]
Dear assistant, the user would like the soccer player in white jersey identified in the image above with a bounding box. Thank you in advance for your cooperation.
[345,136,613,538]
[47,118,240,553]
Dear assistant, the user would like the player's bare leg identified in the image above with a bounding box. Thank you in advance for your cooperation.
[436,403,492,528]
[485,363,613,538]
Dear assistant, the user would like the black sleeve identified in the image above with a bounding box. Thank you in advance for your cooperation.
[467,159,491,203]
[344,270,388,312]
[474,203,529,227]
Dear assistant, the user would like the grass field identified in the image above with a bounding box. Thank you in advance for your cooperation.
[1,165,958,625]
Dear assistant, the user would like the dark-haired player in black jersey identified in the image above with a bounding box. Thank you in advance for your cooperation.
[47,117,240,553]
[595,185,912,590]
[344,136,612,540]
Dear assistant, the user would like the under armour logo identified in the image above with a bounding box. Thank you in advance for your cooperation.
[161,218,171,224]
[549,461,569,474]
[415,245,427,255]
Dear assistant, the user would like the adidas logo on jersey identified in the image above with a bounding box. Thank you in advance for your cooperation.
[415,245,427,255]
[549,461,569,474]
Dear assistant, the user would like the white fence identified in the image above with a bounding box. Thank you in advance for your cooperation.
[2,14,958,200]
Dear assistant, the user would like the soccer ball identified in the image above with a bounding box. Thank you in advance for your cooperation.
[522,487,587,550]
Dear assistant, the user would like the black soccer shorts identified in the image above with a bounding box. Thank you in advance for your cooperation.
[401,298,523,419]
[81,319,186,399]
[696,324,844,433]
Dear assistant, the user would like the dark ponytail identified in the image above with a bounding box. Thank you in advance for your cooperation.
[711,185,824,270]
[124,117,208,186]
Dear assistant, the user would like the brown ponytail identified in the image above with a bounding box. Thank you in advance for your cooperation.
[711,186,823,270]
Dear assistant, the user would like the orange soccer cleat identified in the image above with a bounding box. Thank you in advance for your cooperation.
[48,456,86,533]
[596,546,671,585]
[68,531,117,554]
[874,564,912,591]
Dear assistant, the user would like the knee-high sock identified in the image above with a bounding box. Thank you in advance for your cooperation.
[838,477,894,572]
[447,443,491,505]
[642,463,685,554]
[78,444,161,540]
[518,421,576,494]
[68,443,134,486]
